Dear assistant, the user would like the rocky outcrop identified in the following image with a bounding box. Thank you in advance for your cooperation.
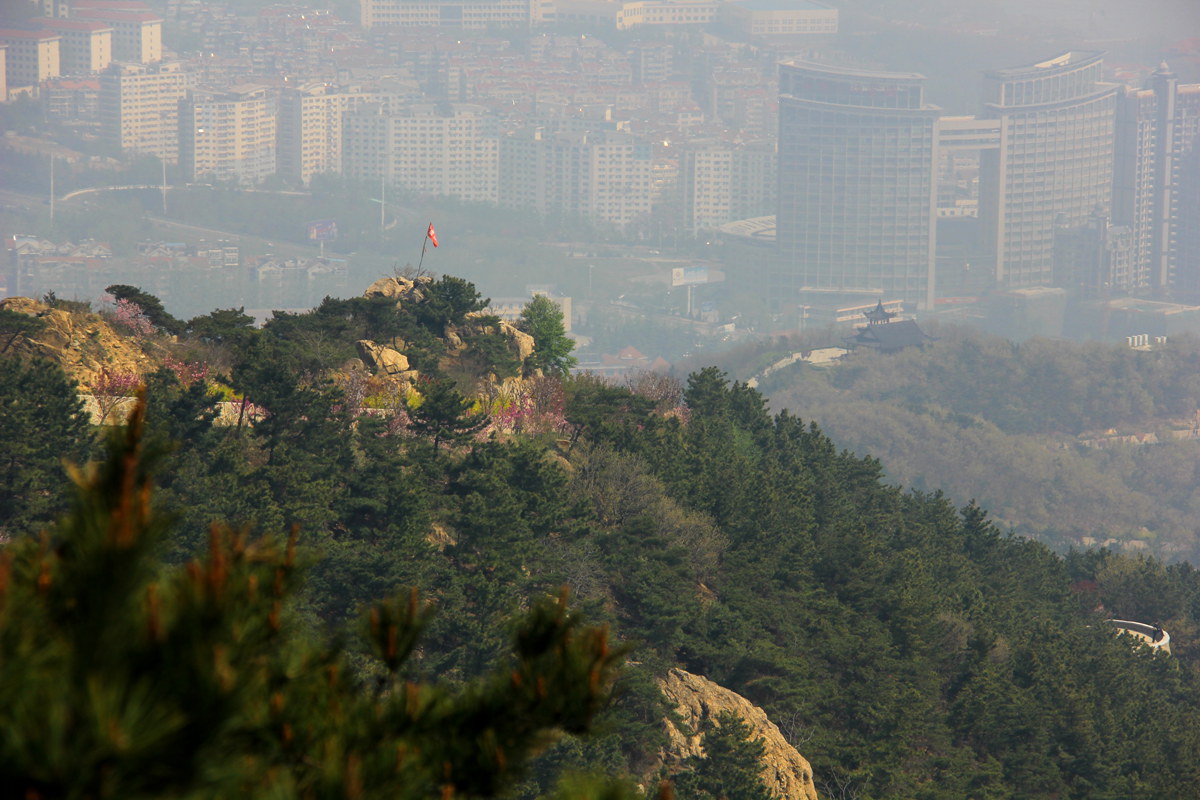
[356,339,418,385]
[0,296,154,388]
[363,275,432,306]
[658,668,819,800]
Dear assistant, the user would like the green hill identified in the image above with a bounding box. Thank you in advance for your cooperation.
[5,282,1200,799]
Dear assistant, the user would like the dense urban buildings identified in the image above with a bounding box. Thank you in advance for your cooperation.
[775,60,940,309]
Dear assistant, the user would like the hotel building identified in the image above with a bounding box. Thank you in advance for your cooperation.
[775,60,940,308]
[978,52,1118,289]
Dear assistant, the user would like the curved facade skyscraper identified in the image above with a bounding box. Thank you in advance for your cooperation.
[978,52,1118,288]
[776,61,940,309]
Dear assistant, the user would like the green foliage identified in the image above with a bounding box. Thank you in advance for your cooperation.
[519,295,577,376]
[673,713,778,800]
[767,327,1200,560]
[0,402,626,799]
[185,307,257,347]
[0,309,47,355]
[416,275,489,333]
[409,378,489,451]
[0,357,93,537]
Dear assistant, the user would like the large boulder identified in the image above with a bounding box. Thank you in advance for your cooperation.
[657,668,819,800]
[356,339,415,383]
[500,320,535,363]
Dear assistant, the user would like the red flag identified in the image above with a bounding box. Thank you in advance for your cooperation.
[427,222,438,248]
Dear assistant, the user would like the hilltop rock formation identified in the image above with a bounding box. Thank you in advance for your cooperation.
[363,275,432,305]
[0,296,154,388]
[657,668,819,800]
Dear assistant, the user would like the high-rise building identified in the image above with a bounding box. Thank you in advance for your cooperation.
[39,18,112,74]
[0,29,61,87]
[499,128,654,232]
[775,60,940,308]
[680,139,775,234]
[179,85,277,185]
[1113,63,1200,298]
[978,52,1118,288]
[343,103,499,204]
[99,60,192,161]
[277,83,381,186]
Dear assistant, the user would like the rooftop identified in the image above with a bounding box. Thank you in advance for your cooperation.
[780,58,926,83]
[985,50,1103,79]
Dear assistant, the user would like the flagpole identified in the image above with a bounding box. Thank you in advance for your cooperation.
[418,221,434,271]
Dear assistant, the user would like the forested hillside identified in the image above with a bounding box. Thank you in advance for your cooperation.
[5,282,1200,799]
[763,326,1200,561]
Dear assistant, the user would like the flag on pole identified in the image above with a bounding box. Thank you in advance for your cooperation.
[427,222,439,248]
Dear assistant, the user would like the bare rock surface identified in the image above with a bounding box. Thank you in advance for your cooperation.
[658,668,819,800]
[0,296,153,388]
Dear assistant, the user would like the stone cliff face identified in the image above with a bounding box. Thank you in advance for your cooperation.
[0,297,155,389]
[657,668,819,800]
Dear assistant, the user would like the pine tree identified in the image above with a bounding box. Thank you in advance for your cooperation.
[0,397,630,799]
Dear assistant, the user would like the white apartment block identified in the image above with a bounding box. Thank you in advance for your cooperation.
[72,8,161,64]
[681,139,775,233]
[99,60,192,162]
[180,85,277,185]
[360,0,549,30]
[499,128,654,231]
[40,18,112,74]
[343,103,499,204]
[0,29,60,87]
[277,83,381,185]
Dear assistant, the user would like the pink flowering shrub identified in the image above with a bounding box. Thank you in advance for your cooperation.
[162,355,210,387]
[90,366,142,424]
[111,298,156,337]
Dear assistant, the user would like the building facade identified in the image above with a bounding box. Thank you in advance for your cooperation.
[39,18,112,74]
[99,60,192,161]
[775,60,940,309]
[978,52,1118,288]
[71,8,161,64]
[680,139,775,234]
[499,128,654,231]
[277,83,381,185]
[343,102,499,203]
[360,0,548,30]
[717,0,837,37]
[1113,63,1200,298]
[179,85,277,185]
[0,29,61,87]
